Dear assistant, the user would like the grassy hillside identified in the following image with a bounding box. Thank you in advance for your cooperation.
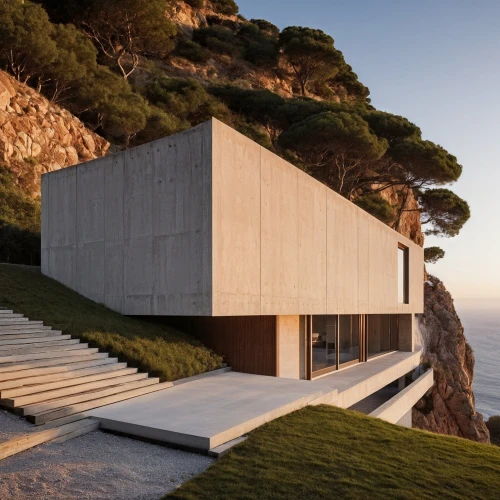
[0,264,222,380]
[168,405,500,500]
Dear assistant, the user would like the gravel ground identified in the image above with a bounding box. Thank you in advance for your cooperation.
[0,410,214,500]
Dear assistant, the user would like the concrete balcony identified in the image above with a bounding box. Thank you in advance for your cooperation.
[311,349,423,408]
[369,369,434,426]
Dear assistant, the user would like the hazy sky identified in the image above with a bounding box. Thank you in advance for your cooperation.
[236,0,500,299]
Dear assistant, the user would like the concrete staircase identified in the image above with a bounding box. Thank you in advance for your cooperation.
[0,306,172,459]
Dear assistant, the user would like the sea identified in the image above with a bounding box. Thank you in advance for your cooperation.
[454,299,500,420]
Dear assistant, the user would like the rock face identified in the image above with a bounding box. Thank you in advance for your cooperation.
[0,71,109,197]
[412,276,490,443]
[379,185,424,246]
[386,187,489,442]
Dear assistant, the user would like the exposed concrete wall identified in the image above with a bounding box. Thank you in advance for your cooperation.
[211,119,424,316]
[212,124,261,315]
[42,121,213,315]
[277,315,301,379]
[43,118,424,317]
[397,409,413,428]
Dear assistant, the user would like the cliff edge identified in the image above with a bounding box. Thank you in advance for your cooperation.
[412,276,490,442]
[388,189,489,442]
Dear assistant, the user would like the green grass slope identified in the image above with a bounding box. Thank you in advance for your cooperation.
[168,406,500,500]
[0,264,222,381]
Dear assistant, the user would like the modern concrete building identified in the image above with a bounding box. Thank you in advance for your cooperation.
[42,118,424,382]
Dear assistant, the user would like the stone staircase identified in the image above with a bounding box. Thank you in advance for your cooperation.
[0,306,172,460]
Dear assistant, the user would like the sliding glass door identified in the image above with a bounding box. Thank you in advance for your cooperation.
[367,314,399,358]
[307,314,400,379]
[311,315,337,374]
[338,315,361,367]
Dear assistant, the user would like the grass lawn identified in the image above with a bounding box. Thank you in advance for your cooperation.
[0,264,222,381]
[168,405,500,500]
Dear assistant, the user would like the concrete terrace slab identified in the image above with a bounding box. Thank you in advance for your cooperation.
[89,351,422,452]
[89,372,329,451]
[312,350,422,408]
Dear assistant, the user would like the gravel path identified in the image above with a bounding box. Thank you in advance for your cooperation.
[0,410,214,500]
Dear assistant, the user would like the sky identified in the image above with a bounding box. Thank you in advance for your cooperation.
[235,0,500,299]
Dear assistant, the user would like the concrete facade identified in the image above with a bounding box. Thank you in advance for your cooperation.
[42,123,213,315]
[42,118,424,318]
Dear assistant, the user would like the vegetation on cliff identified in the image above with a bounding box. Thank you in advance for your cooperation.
[166,405,500,500]
[0,0,469,264]
[0,166,40,265]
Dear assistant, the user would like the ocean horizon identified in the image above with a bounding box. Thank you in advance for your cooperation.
[454,298,500,420]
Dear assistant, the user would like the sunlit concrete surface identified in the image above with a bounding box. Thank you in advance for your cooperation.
[90,350,427,452]
[90,371,329,451]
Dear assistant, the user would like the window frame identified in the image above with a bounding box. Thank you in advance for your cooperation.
[398,243,410,304]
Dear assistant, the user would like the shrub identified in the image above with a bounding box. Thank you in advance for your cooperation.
[174,39,211,63]
[206,15,239,30]
[354,193,395,224]
[250,19,280,38]
[144,74,231,125]
[134,106,187,145]
[184,0,204,8]
[211,0,238,16]
[192,26,242,56]
[487,416,500,443]
[238,23,278,67]
[0,166,41,265]
[424,246,445,264]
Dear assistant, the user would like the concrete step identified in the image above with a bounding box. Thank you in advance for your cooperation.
[23,377,160,417]
[36,413,91,431]
[0,357,118,384]
[0,314,24,319]
[0,418,99,461]
[0,346,97,365]
[0,352,109,375]
[0,310,14,314]
[0,323,47,332]
[10,372,149,408]
[0,330,61,340]
[0,335,71,347]
[0,341,83,356]
[0,364,132,397]
[0,318,30,325]
[51,419,100,444]
[28,381,172,425]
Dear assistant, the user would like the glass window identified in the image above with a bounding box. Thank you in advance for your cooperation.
[367,315,393,358]
[390,314,399,350]
[398,245,409,304]
[311,315,337,373]
[339,315,360,365]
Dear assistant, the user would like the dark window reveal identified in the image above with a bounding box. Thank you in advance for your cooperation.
[398,244,409,304]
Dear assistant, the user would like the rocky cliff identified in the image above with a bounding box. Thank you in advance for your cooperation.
[412,276,490,442]
[390,192,490,442]
[0,71,108,197]
[379,185,424,246]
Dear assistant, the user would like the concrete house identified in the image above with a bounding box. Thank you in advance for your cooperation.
[41,118,424,382]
